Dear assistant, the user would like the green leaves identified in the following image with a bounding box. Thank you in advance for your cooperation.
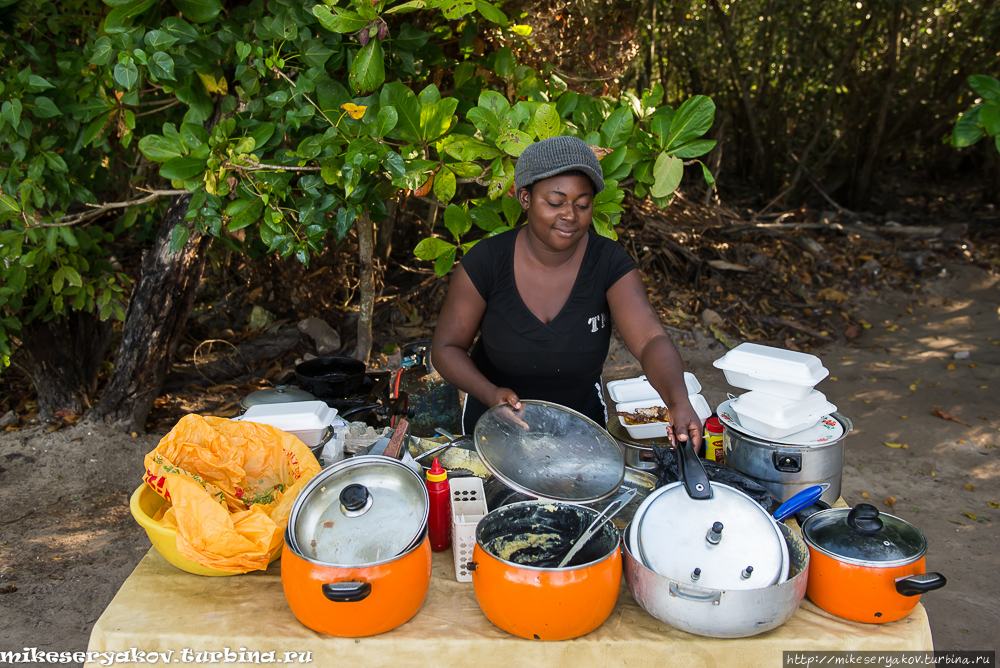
[531,104,560,140]
[104,0,156,33]
[497,130,532,157]
[475,0,508,23]
[440,0,475,19]
[313,6,368,33]
[651,153,683,198]
[228,198,264,231]
[170,0,222,23]
[433,167,457,203]
[159,156,207,181]
[90,37,114,65]
[114,62,139,90]
[952,105,983,148]
[662,96,715,152]
[381,82,421,141]
[2,99,22,128]
[350,39,385,95]
[148,52,176,81]
[31,97,61,119]
[138,133,186,161]
[51,266,83,295]
[376,107,398,138]
[600,107,633,149]
[969,75,1000,102]
[0,193,20,223]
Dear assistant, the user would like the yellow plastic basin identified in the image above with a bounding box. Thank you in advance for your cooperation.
[130,482,280,577]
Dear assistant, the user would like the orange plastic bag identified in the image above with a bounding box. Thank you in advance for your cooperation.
[143,414,321,573]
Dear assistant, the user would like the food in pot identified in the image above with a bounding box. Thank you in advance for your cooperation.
[617,406,670,425]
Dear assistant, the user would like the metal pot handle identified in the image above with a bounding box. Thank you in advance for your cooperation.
[668,582,722,605]
[895,572,947,597]
[321,581,372,603]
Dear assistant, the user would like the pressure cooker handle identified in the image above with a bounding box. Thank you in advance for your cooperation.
[678,439,712,500]
[668,582,722,605]
[895,572,947,597]
[321,581,372,603]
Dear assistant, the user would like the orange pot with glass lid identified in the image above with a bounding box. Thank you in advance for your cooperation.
[281,456,431,637]
[801,504,946,623]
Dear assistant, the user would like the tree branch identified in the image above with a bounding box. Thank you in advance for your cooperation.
[35,189,191,228]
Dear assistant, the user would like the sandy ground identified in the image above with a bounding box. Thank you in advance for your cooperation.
[0,260,997,662]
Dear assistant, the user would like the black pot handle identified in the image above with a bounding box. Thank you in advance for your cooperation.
[846,503,884,533]
[895,572,947,596]
[321,581,372,603]
[678,438,712,500]
[466,561,478,572]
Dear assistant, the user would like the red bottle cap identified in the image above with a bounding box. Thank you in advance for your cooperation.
[426,457,448,482]
[706,417,724,433]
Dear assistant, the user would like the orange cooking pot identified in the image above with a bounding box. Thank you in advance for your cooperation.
[469,501,622,641]
[802,504,946,623]
[282,456,432,637]
[282,530,432,637]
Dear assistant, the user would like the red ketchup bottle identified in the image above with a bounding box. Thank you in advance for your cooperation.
[425,458,452,552]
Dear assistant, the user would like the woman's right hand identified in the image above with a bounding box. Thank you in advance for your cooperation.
[490,387,521,410]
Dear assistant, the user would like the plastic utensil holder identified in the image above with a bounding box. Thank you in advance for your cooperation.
[450,477,487,582]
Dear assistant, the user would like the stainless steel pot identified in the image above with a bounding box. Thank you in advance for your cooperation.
[605,418,669,473]
[623,522,809,638]
[723,413,852,505]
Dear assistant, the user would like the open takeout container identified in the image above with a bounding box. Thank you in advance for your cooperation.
[729,389,837,439]
[607,373,712,439]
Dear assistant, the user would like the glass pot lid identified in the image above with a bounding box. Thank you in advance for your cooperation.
[240,385,317,409]
[636,482,788,590]
[473,400,625,504]
[802,504,926,567]
[287,456,428,566]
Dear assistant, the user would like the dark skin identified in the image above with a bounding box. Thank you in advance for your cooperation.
[431,173,703,449]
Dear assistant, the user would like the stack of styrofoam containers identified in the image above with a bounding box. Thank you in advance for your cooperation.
[450,477,487,582]
[608,372,713,440]
[236,400,348,463]
[713,343,835,439]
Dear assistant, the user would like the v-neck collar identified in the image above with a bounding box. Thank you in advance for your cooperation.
[510,227,593,329]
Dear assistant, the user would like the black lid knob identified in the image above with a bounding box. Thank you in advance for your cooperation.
[693,568,701,576]
[847,503,884,533]
[712,522,724,533]
[340,484,369,511]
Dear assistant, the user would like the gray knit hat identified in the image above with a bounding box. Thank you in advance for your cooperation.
[514,135,605,195]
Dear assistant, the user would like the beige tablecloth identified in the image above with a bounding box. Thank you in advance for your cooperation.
[87,545,932,668]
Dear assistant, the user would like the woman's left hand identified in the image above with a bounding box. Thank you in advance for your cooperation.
[667,398,703,453]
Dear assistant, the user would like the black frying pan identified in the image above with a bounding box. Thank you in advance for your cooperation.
[295,356,366,398]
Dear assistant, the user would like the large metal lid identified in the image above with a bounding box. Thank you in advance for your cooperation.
[240,385,317,410]
[802,504,926,567]
[287,456,428,566]
[636,482,787,590]
[473,400,625,504]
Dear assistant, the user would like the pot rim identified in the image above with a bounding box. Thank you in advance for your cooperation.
[800,507,927,568]
[724,411,853,449]
[475,500,621,572]
[283,526,429,568]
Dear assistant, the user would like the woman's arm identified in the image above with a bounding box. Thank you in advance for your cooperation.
[607,269,702,449]
[430,265,521,409]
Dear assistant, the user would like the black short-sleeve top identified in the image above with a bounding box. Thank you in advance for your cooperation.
[459,227,636,431]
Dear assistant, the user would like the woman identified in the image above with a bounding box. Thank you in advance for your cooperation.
[431,135,702,448]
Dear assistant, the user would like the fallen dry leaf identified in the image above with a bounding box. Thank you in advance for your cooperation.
[884,442,905,449]
[707,260,753,273]
[931,409,970,427]
[884,497,896,510]
[964,484,975,491]
[962,512,978,521]
[861,492,870,499]
[988,502,999,509]
[949,519,965,526]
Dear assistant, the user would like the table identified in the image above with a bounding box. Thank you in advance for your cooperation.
[87,546,932,668]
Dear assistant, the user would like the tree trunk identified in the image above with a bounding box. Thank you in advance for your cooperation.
[353,210,374,366]
[12,311,113,421]
[90,193,210,432]
[376,195,399,261]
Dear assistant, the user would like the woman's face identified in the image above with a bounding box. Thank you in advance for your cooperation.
[519,173,595,253]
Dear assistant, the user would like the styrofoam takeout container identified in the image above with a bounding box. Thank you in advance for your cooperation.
[712,343,829,400]
[608,374,712,440]
[237,400,343,448]
[729,389,837,439]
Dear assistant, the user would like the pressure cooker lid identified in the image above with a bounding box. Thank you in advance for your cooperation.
[240,385,317,409]
[473,400,625,504]
[802,504,926,567]
[288,456,428,566]
[637,482,787,590]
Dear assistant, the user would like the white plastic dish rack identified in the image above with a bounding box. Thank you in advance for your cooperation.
[450,477,487,582]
